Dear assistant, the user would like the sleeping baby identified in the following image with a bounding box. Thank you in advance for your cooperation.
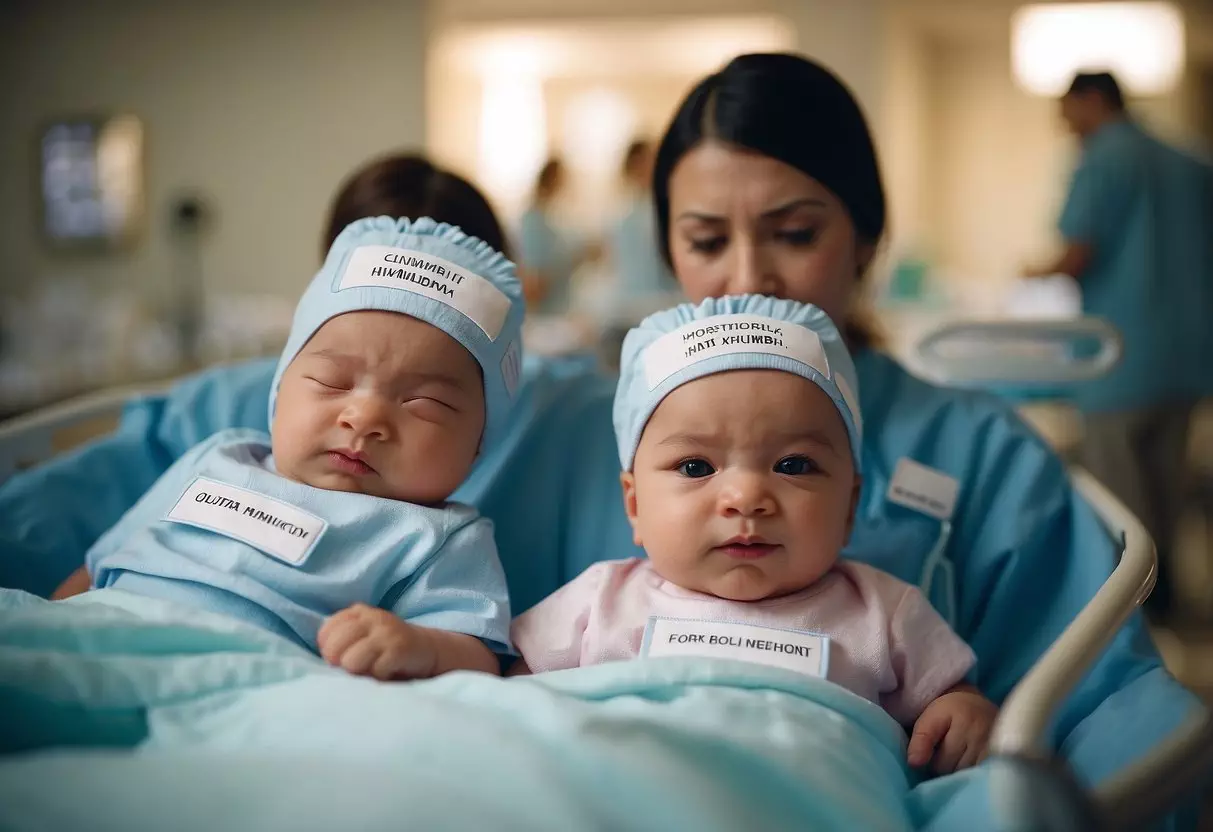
[510,295,998,773]
[55,217,524,681]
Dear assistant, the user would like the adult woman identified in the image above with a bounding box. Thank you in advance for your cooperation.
[0,56,1199,826]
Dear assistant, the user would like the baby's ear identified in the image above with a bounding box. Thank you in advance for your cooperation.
[620,472,643,547]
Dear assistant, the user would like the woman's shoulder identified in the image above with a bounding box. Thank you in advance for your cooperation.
[850,348,1071,552]
[854,349,1059,466]
[151,358,278,452]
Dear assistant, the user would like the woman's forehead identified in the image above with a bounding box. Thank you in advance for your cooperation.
[669,142,836,210]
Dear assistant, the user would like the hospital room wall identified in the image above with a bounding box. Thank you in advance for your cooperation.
[428,0,885,119]
[423,0,886,228]
[0,0,427,302]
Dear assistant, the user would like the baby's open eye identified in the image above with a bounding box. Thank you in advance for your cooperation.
[677,458,715,478]
[774,455,818,476]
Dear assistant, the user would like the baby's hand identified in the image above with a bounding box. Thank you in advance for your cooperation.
[907,685,998,774]
[317,603,436,681]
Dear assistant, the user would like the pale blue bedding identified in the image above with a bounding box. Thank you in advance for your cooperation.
[0,586,937,832]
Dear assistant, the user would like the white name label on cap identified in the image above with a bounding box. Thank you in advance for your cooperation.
[642,313,830,391]
[166,477,327,566]
[886,458,959,521]
[339,246,510,341]
[642,617,830,678]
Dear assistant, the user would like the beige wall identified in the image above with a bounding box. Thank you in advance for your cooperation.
[425,14,798,230]
[0,0,426,301]
[428,0,886,121]
[424,1,886,241]
[927,31,1072,286]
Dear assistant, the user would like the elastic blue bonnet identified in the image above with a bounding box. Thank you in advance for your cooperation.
[269,216,525,448]
[612,294,862,471]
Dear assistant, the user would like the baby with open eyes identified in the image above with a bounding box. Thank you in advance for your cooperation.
[510,295,998,774]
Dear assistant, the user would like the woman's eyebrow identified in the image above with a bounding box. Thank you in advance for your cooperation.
[675,197,828,224]
[675,210,726,223]
[760,197,829,220]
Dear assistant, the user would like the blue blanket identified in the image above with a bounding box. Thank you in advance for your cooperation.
[0,588,971,831]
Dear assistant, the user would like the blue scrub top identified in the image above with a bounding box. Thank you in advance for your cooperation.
[516,207,580,315]
[0,351,1203,826]
[1058,119,1213,413]
[610,198,679,302]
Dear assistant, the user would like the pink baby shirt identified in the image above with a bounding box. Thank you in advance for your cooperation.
[511,558,976,725]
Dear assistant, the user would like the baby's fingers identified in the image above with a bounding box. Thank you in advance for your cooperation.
[955,736,986,772]
[934,726,972,774]
[336,637,381,676]
[317,613,369,666]
[956,723,992,771]
[908,710,951,768]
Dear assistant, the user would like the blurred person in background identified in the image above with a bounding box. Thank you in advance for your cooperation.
[515,157,596,315]
[606,139,679,310]
[1024,71,1213,623]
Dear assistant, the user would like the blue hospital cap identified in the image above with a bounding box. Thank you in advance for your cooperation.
[270,216,525,447]
[613,295,862,471]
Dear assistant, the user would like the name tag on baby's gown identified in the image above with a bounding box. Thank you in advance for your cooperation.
[641,617,830,678]
[166,476,328,566]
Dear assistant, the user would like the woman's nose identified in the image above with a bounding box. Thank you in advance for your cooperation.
[725,240,782,297]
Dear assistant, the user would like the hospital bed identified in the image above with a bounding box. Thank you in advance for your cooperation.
[0,326,1211,830]
[911,317,1213,829]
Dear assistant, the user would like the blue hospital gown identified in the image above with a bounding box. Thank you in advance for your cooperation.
[85,428,512,653]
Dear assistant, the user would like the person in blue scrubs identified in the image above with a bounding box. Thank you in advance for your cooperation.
[2,58,1205,827]
[1025,71,1213,621]
[515,157,593,315]
[607,139,679,307]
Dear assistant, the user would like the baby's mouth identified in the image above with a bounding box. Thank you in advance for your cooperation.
[326,449,377,477]
[715,536,779,560]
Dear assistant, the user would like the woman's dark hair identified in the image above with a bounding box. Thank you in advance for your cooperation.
[652,53,886,346]
[323,153,507,259]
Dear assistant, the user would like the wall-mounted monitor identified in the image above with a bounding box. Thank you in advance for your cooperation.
[39,114,144,249]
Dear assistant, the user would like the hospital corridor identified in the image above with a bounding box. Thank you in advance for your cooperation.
[1,0,1212,829]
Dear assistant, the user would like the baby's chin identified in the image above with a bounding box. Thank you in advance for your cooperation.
[708,569,786,602]
[696,563,831,603]
[286,461,458,506]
